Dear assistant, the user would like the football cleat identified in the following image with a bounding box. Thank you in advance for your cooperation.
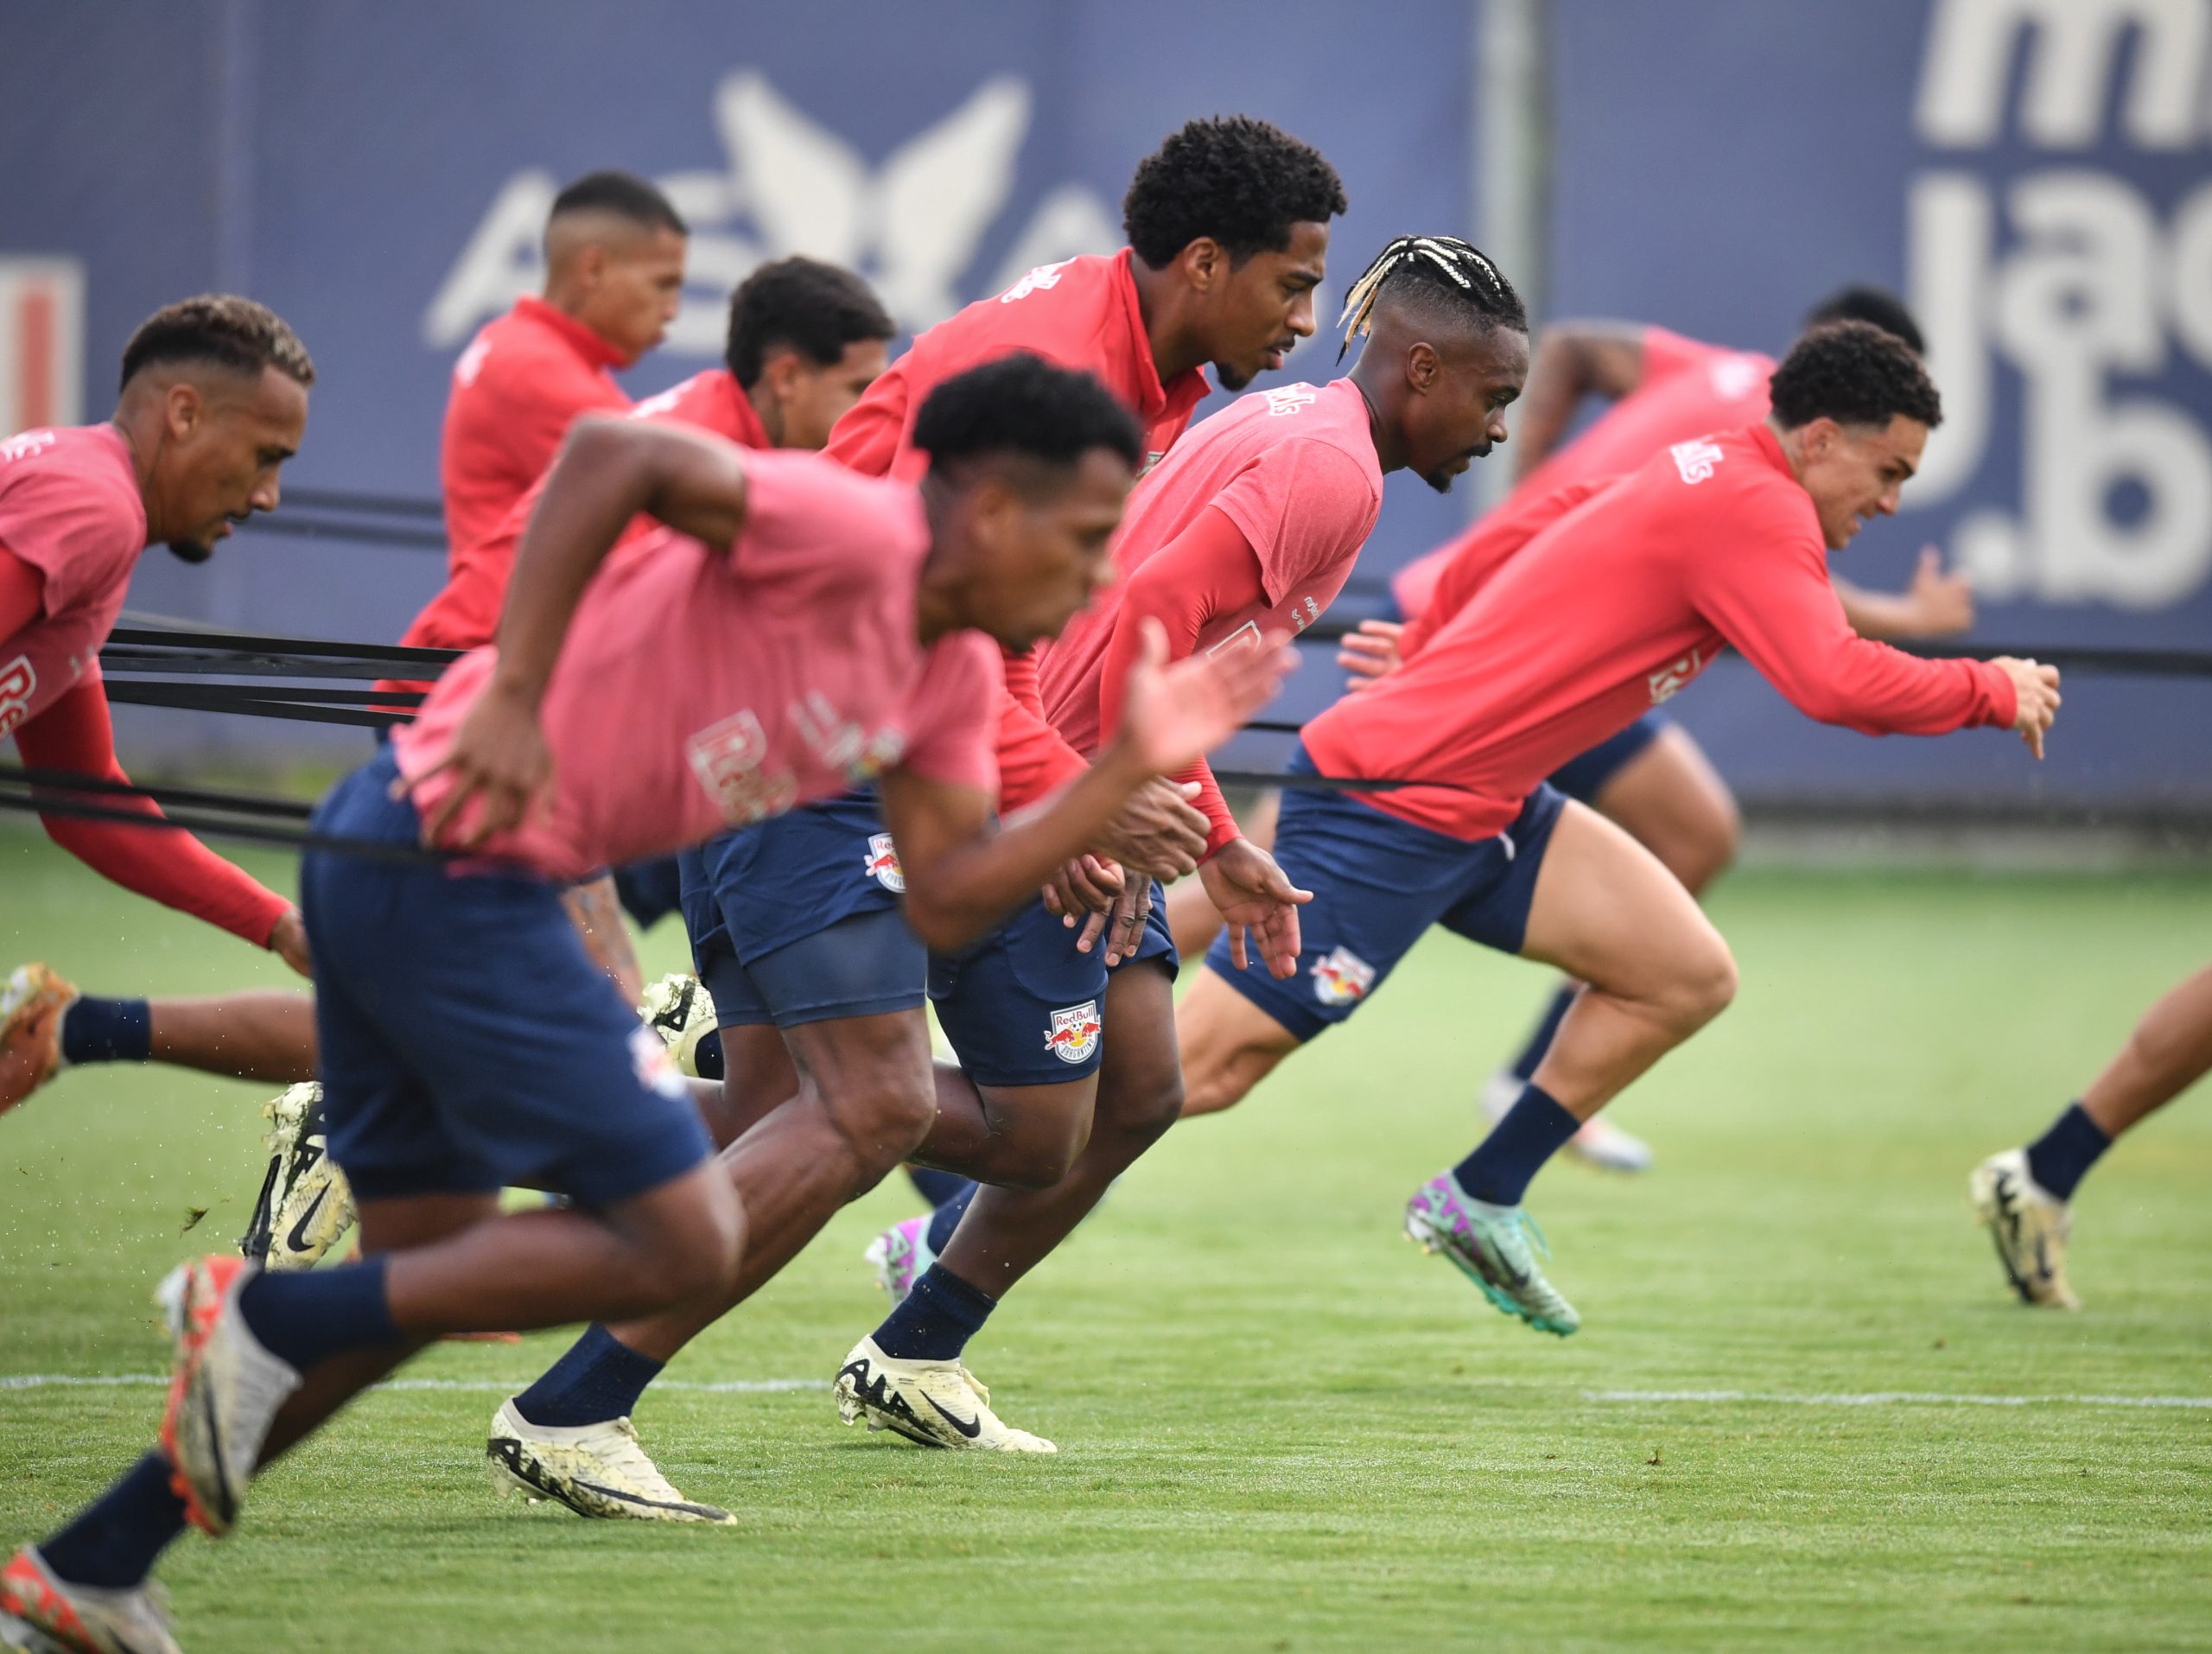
[0,1547,179,1654]
[639,974,719,1078]
[1969,1148,2080,1309]
[862,1215,936,1309]
[1404,1172,1580,1337]
[155,1255,302,1536]
[0,964,75,1118]
[485,1401,736,1524]
[238,1085,354,1271]
[833,1337,1055,1453]
[1480,1072,1652,1174]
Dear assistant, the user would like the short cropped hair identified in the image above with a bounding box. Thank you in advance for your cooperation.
[1804,285,1925,357]
[725,258,895,387]
[119,295,315,392]
[912,354,1143,479]
[1769,321,1942,431]
[549,169,687,238]
[1122,116,1347,269]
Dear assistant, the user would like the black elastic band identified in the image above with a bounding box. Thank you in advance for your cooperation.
[0,788,448,866]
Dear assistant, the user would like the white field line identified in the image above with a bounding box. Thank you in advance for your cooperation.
[1586,1388,2212,1411]
[0,1373,823,1395]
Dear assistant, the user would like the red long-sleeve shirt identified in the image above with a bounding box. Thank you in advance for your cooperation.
[824,250,1211,811]
[1306,424,2018,843]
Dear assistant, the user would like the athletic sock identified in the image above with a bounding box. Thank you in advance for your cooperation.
[57,996,151,1066]
[235,1255,398,1371]
[511,1325,664,1428]
[925,1182,977,1256]
[1506,984,1577,1084]
[39,1453,188,1590]
[906,1165,972,1208]
[2024,1101,2112,1203]
[1452,1083,1581,1206]
[691,1028,725,1082]
[872,1263,996,1363]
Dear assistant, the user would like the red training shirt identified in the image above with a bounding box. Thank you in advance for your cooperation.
[1306,425,2018,843]
[1394,325,1770,617]
[825,250,1211,811]
[0,423,289,946]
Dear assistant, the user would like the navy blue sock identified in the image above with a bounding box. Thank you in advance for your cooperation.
[236,1255,398,1371]
[1508,984,1577,1084]
[59,996,151,1066]
[512,1325,664,1428]
[872,1263,996,1362]
[39,1453,188,1590]
[691,1027,724,1082]
[2024,1102,2112,1203]
[906,1165,972,1208]
[1453,1084,1580,1206]
[925,1182,977,1255]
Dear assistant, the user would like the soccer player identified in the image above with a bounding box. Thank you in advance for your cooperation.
[0,298,318,1118]
[826,235,1532,1455]
[1171,322,2061,1341]
[0,358,1294,1650]
[1971,963,2212,1308]
[3,259,893,1162]
[480,114,1350,1498]
[1170,286,1980,1174]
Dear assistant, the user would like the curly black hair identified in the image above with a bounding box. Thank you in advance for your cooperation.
[913,353,1143,480]
[1768,321,1942,431]
[1804,285,1925,357]
[1122,116,1346,268]
[725,258,894,387]
[549,169,687,237]
[120,295,315,391]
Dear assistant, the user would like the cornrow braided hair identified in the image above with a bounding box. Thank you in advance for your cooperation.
[1336,235,1526,359]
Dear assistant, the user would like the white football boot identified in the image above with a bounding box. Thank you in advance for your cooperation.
[155,1256,302,1536]
[1969,1148,2080,1309]
[485,1400,735,1524]
[0,1547,179,1654]
[833,1337,1055,1453]
[639,974,720,1078]
[238,1084,354,1271]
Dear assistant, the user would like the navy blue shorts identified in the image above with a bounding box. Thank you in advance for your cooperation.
[930,883,1176,1087]
[678,789,926,1028]
[1547,711,1669,804]
[302,751,713,1208]
[1206,746,1565,1044]
[612,856,685,930]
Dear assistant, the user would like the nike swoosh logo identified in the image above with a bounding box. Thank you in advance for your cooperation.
[925,1393,982,1439]
[284,1183,332,1256]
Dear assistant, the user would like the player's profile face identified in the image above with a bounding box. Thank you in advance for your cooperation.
[588,226,689,363]
[1804,413,1927,550]
[962,448,1132,647]
[776,338,890,451]
[1413,326,1529,493]
[163,366,309,560]
[1207,219,1331,390]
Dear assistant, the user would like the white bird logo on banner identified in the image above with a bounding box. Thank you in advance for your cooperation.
[425,70,1118,351]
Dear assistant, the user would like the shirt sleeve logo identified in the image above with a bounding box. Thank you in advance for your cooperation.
[1670,438,1727,484]
[1648,648,1705,704]
[1044,1000,1103,1063]
[998,259,1074,303]
[0,430,57,464]
[0,653,36,738]
[1262,385,1319,417]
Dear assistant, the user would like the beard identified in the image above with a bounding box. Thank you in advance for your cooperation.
[166,538,215,565]
[1213,361,1255,392]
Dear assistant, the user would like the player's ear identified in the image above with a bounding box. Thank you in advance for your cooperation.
[1179,237,1227,295]
[164,379,205,442]
[1404,340,1440,394]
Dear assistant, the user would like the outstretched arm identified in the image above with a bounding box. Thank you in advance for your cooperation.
[1510,321,1648,483]
[1832,546,1976,640]
[15,682,302,966]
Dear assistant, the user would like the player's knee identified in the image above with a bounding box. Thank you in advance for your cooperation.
[647,1173,747,1303]
[823,1068,938,1169]
[1096,1065,1185,1149]
[1670,935,1738,1031]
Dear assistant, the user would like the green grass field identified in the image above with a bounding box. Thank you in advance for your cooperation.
[3,824,2209,1651]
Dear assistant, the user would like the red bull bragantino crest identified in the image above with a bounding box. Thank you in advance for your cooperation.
[1043,1000,1102,1065]
[1310,946,1375,1007]
[861,831,906,893]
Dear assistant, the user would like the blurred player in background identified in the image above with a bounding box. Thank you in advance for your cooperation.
[830,235,1532,1456]
[0,360,1295,1649]
[1173,323,2061,1342]
[485,116,1350,1499]
[1176,285,1979,1175]
[0,299,317,1118]
[1972,963,2212,1308]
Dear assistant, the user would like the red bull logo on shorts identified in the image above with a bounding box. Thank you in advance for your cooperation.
[1310,945,1375,1007]
[861,831,906,893]
[1043,1000,1102,1065]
